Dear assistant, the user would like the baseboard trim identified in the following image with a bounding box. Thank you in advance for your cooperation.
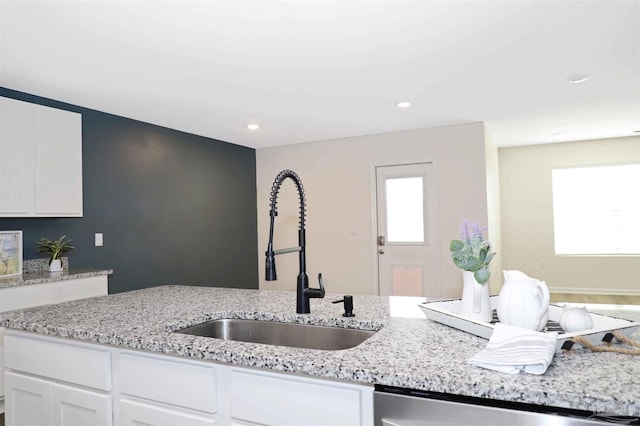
[549,286,640,296]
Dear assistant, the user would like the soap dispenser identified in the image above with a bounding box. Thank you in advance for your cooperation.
[332,295,355,317]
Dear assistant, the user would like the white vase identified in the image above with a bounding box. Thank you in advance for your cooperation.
[49,258,63,272]
[460,271,492,322]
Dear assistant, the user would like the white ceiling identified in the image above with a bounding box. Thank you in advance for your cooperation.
[1,0,638,149]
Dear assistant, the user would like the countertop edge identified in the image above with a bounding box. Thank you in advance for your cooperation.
[0,269,113,289]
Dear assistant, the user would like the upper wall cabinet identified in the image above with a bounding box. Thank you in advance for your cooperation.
[0,97,83,217]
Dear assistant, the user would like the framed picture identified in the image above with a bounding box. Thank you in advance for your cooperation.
[0,230,23,277]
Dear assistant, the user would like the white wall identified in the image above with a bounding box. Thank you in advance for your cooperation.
[499,136,640,295]
[484,129,502,295]
[256,122,491,298]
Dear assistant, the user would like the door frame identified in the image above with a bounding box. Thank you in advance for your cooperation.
[369,160,442,296]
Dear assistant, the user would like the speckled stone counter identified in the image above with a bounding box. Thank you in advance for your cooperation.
[0,268,113,289]
[1,285,638,416]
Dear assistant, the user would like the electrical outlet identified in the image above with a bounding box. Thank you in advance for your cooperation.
[95,233,103,247]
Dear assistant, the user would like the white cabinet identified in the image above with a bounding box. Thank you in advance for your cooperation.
[5,373,112,426]
[117,352,218,425]
[0,98,32,215]
[52,383,112,426]
[0,275,109,411]
[33,103,83,216]
[4,329,375,426]
[57,276,109,303]
[0,276,108,313]
[119,399,216,426]
[119,352,218,414]
[0,281,55,313]
[116,350,373,426]
[229,368,373,425]
[4,372,51,426]
[4,333,112,426]
[0,96,83,217]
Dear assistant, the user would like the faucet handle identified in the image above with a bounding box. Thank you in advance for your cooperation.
[302,273,325,302]
[317,273,326,298]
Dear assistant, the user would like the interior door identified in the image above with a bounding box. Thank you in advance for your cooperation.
[376,163,439,297]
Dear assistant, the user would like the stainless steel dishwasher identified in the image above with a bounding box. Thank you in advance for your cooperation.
[374,385,640,425]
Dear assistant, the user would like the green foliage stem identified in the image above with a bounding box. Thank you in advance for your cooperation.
[36,235,75,265]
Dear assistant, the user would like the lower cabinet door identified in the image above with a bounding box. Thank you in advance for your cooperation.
[52,383,112,426]
[119,399,216,426]
[5,372,52,426]
[5,372,112,426]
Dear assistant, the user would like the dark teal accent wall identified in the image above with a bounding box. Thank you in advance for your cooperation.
[0,88,258,293]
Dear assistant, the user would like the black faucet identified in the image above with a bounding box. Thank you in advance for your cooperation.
[265,170,325,314]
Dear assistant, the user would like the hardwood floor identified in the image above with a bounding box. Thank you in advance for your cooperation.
[550,293,640,305]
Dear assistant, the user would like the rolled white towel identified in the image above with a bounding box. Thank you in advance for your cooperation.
[470,323,558,375]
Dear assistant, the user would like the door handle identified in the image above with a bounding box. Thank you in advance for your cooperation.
[377,235,385,246]
[378,249,385,254]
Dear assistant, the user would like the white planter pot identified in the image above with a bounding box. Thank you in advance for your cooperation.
[460,271,492,322]
[49,258,63,272]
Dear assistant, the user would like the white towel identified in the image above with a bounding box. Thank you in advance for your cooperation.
[469,323,558,375]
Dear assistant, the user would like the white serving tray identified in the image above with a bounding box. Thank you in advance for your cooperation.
[418,296,640,352]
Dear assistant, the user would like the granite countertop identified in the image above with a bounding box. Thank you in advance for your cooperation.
[0,268,113,289]
[0,285,638,416]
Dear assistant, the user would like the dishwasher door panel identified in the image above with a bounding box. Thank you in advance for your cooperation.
[374,391,611,426]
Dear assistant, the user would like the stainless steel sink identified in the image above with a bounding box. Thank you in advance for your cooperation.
[173,318,376,350]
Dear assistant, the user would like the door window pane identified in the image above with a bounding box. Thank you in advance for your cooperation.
[386,177,424,242]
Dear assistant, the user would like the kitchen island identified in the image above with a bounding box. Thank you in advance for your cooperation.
[1,285,638,424]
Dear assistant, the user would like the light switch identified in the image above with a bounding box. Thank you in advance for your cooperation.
[95,233,103,247]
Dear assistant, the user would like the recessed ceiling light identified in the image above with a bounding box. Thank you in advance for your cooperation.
[247,123,260,131]
[567,74,590,84]
[396,101,411,108]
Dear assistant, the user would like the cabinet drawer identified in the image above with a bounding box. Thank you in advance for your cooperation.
[58,276,108,302]
[5,333,111,391]
[0,283,55,312]
[120,353,217,413]
[230,369,372,425]
[120,399,216,426]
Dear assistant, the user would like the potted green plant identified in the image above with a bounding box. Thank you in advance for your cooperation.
[36,235,75,272]
[449,220,496,284]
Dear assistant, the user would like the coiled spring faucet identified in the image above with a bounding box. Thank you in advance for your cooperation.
[265,170,325,314]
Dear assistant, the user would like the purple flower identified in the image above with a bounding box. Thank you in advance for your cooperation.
[458,219,490,256]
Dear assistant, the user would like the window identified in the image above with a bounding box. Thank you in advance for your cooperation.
[385,176,424,243]
[551,163,640,255]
